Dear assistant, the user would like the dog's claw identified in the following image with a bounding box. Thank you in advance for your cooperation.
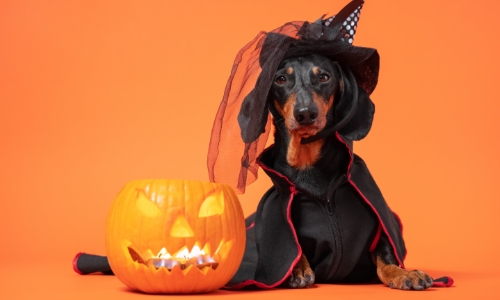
[298,277,308,288]
[288,277,298,288]
[306,272,315,285]
[418,279,426,289]
[404,279,412,289]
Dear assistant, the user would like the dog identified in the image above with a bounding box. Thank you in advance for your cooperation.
[264,53,433,290]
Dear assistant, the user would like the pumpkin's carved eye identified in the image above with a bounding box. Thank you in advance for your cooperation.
[136,191,162,217]
[199,191,225,217]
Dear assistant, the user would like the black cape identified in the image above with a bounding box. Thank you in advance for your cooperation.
[227,132,406,288]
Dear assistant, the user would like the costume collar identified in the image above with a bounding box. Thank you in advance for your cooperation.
[256,133,354,192]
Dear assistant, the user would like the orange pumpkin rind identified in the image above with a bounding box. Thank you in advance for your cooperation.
[105,179,245,294]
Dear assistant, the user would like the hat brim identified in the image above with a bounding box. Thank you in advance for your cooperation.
[283,39,379,95]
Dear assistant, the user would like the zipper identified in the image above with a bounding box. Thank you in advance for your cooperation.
[324,175,347,281]
[307,174,346,281]
[323,193,343,281]
[326,198,333,215]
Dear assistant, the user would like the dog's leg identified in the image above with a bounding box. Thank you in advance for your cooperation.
[374,235,433,290]
[284,253,315,288]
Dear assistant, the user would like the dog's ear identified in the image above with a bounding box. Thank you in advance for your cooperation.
[238,90,269,143]
[334,64,375,141]
[237,32,293,144]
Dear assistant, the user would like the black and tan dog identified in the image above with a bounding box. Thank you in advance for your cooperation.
[205,1,454,290]
[263,54,432,290]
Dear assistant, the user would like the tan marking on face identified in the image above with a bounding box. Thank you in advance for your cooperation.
[273,99,284,116]
[311,92,335,132]
[286,67,294,74]
[275,91,327,169]
[312,66,319,75]
[284,90,337,169]
[274,93,297,130]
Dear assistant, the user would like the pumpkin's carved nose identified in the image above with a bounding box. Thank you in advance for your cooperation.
[170,215,194,237]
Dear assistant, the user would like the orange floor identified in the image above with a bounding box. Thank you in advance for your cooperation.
[2,262,499,299]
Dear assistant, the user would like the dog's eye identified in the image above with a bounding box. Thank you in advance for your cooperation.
[319,74,330,82]
[275,76,286,85]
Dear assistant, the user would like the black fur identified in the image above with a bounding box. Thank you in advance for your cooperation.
[267,54,399,283]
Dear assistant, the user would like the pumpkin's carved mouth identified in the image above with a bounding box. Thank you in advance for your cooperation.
[123,239,234,275]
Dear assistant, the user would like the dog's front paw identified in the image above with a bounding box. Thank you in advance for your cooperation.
[386,269,433,291]
[285,266,315,288]
[283,253,315,288]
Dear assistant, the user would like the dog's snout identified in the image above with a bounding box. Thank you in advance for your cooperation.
[294,107,318,125]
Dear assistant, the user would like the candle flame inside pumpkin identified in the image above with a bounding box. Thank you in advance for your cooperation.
[139,242,222,270]
[155,242,213,260]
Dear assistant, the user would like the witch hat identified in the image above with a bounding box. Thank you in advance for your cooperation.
[208,0,379,193]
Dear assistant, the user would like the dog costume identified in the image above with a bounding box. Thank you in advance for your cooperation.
[206,0,453,288]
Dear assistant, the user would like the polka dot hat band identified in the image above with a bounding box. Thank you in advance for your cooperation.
[321,3,362,44]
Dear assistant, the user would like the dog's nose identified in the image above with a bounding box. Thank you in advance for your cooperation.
[294,107,318,125]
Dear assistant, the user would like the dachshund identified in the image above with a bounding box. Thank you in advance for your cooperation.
[266,53,433,290]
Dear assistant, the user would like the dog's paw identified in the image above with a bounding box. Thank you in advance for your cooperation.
[387,269,433,291]
[284,267,315,288]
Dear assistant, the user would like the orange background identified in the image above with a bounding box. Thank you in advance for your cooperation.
[1,0,499,299]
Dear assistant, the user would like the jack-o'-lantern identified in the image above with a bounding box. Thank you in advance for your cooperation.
[105,179,246,294]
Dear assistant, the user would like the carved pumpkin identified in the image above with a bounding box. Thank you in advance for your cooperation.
[105,179,246,294]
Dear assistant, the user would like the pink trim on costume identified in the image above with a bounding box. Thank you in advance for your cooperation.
[246,222,255,230]
[229,149,301,289]
[72,252,85,275]
[432,276,454,287]
[392,212,406,259]
[256,159,301,287]
[335,132,405,268]
[369,224,382,253]
[392,212,403,235]
[228,279,278,290]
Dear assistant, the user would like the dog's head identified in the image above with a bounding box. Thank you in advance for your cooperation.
[267,54,375,142]
[268,54,339,139]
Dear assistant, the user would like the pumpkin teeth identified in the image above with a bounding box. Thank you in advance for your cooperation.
[172,243,205,258]
[143,259,218,276]
[202,242,211,255]
[125,240,232,273]
[200,265,212,275]
[214,239,224,255]
[157,247,171,258]
[157,240,224,258]
[181,264,195,275]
